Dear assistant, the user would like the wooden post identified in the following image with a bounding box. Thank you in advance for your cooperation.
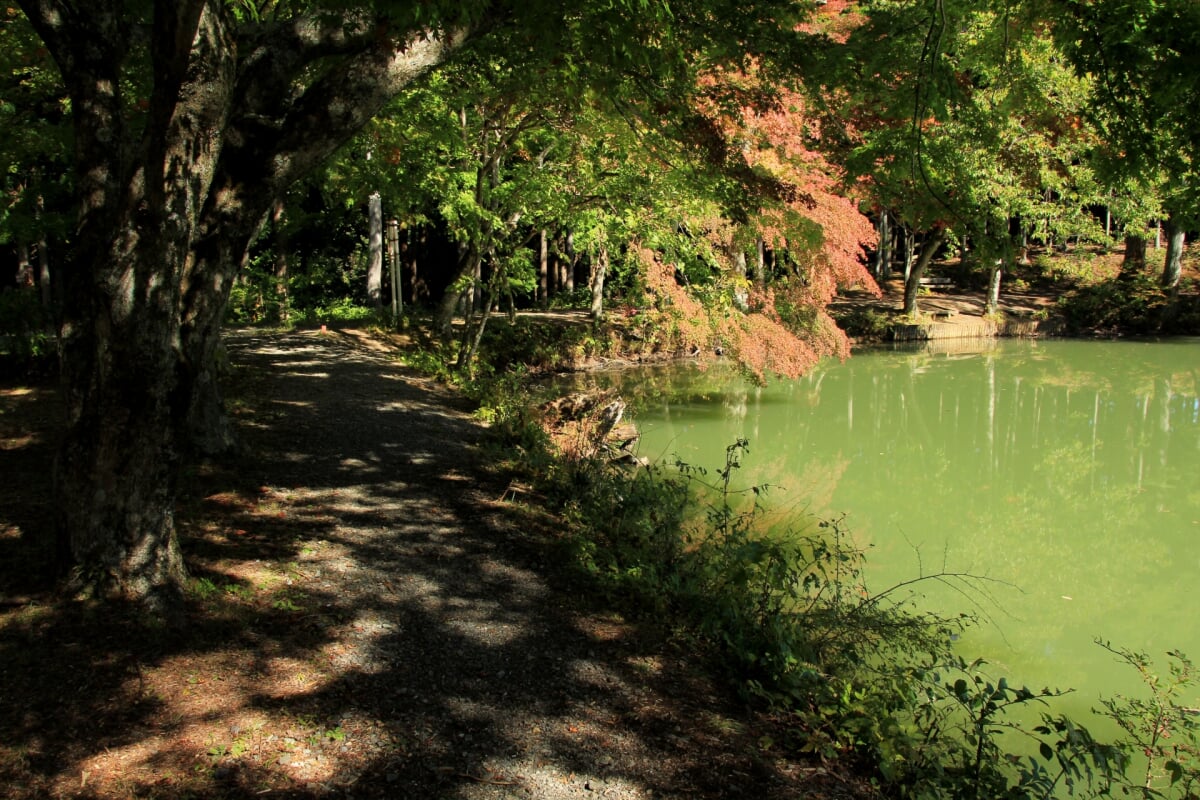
[387,218,401,319]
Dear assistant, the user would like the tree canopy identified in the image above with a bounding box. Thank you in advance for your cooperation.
[6,0,1200,613]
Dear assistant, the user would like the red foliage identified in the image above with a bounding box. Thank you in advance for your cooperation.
[733,83,879,305]
[633,55,881,380]
[796,0,867,43]
[635,245,850,383]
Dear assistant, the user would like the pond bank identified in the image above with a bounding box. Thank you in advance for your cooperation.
[0,328,867,800]
[830,275,1064,344]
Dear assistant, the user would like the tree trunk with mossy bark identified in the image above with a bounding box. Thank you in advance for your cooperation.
[902,227,947,317]
[1119,232,1148,281]
[21,0,472,617]
[1161,216,1185,290]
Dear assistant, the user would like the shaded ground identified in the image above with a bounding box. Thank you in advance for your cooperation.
[0,329,855,799]
[830,245,1200,342]
[830,275,1058,335]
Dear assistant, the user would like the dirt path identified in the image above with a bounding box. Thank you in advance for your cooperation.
[1,329,842,799]
[830,275,1057,323]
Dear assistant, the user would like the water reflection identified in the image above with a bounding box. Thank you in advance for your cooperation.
[590,339,1200,718]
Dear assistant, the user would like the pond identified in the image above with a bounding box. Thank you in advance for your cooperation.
[586,338,1200,728]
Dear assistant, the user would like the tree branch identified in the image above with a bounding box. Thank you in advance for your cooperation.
[268,25,473,186]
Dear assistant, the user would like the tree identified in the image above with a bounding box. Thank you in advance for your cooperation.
[366,191,383,309]
[18,1,487,615]
[0,8,71,307]
[18,0,822,615]
[1161,213,1186,290]
[824,0,1104,316]
[1051,0,1200,286]
[344,8,860,376]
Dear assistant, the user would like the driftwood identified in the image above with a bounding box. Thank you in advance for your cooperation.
[539,391,642,464]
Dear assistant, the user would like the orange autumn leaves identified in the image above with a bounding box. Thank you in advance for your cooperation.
[636,245,850,383]
[650,66,877,380]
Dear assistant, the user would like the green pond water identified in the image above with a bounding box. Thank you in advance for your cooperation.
[588,338,1200,727]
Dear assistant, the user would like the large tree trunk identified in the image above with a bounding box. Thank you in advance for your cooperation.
[1119,232,1147,280]
[902,228,947,317]
[47,2,232,616]
[1160,216,1186,290]
[56,315,190,615]
[21,0,474,616]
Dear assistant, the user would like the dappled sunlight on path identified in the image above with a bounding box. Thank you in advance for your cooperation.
[0,329,826,799]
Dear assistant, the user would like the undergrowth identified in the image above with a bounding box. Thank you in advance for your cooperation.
[418,329,1200,800]
[539,438,1123,797]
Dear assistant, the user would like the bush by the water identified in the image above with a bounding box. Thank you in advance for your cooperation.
[415,324,1200,799]
[512,423,1198,798]
[1058,275,1200,336]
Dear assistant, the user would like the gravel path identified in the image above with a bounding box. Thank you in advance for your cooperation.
[206,328,825,799]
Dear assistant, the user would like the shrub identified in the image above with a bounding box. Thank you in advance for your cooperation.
[546,437,1125,798]
[1096,643,1200,797]
[1057,275,1169,335]
[832,306,893,341]
[0,287,54,374]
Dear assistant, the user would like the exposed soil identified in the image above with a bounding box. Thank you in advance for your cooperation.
[0,328,866,800]
[832,275,1056,321]
[830,246,1200,342]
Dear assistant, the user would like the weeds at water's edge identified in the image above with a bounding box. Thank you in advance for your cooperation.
[499,414,1197,797]
[415,329,1200,798]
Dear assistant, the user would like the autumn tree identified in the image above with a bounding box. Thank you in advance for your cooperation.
[336,5,865,378]
[16,0,827,616]
[819,0,1103,315]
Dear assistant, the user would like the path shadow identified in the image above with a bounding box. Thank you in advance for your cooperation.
[0,329,803,799]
